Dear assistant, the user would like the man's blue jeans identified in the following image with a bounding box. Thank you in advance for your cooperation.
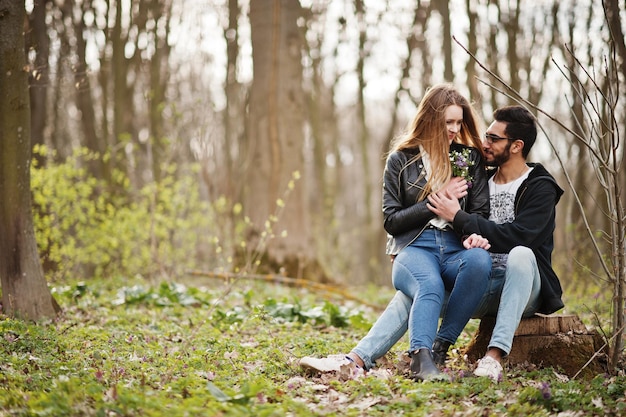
[391,228,491,353]
[352,246,542,370]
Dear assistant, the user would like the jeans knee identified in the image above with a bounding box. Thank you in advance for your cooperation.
[392,291,412,311]
[508,246,535,269]
[391,262,411,294]
[468,248,492,272]
[392,261,421,296]
[510,246,532,257]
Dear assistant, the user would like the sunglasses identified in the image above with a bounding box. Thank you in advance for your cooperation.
[484,133,515,144]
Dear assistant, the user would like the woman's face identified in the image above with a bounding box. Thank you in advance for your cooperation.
[445,105,463,144]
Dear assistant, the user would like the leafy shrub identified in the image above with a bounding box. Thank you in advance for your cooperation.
[31,146,232,281]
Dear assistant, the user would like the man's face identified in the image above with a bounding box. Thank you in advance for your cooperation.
[483,121,513,167]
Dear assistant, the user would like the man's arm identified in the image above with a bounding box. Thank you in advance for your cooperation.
[429,180,559,253]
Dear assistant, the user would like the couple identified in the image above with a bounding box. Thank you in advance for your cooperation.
[300,84,564,383]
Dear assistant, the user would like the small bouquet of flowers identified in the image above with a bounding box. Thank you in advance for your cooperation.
[450,148,474,188]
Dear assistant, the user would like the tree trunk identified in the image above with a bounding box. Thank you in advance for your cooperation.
[246,0,325,280]
[147,0,173,183]
[603,0,626,362]
[111,0,137,189]
[49,1,72,160]
[486,0,500,111]
[437,0,453,82]
[504,0,521,93]
[353,0,377,284]
[222,0,243,203]
[303,7,339,279]
[559,5,593,292]
[0,0,59,321]
[25,0,49,168]
[74,0,109,181]
[465,0,479,100]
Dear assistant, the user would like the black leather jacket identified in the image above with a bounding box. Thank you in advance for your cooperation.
[383,142,490,255]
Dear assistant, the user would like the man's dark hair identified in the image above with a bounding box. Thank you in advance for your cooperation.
[493,106,537,158]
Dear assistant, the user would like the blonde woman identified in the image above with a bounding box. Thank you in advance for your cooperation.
[383,84,491,381]
[300,84,492,381]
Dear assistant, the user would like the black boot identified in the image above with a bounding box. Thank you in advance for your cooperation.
[409,349,450,382]
[432,339,452,367]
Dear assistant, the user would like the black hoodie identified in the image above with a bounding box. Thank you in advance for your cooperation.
[451,163,565,314]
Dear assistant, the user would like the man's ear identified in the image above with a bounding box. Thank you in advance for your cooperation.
[513,140,524,154]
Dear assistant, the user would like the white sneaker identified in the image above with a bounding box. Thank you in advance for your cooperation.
[299,354,356,373]
[473,356,503,382]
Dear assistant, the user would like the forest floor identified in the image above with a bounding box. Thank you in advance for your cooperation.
[0,276,624,416]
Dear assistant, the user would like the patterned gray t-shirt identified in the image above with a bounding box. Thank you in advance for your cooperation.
[488,168,533,269]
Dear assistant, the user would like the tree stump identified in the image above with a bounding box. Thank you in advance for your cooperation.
[463,314,606,378]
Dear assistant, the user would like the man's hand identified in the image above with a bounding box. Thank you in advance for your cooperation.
[439,177,468,200]
[427,189,462,222]
[462,233,491,250]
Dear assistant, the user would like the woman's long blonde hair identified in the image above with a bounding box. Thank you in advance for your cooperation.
[390,83,484,197]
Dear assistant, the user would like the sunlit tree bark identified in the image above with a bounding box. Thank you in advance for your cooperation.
[73,0,108,181]
[559,4,595,293]
[353,0,379,283]
[246,0,326,280]
[437,0,453,82]
[146,0,173,182]
[504,0,521,93]
[0,0,59,320]
[485,0,500,110]
[604,0,626,197]
[465,0,479,100]
[526,2,559,107]
[25,0,50,168]
[111,0,132,160]
[303,6,339,277]
[48,1,72,160]
[383,1,432,164]
[222,0,243,203]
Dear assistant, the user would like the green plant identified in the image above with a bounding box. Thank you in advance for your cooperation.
[31,146,230,281]
[1,279,624,416]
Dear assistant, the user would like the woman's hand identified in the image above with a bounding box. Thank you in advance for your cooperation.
[462,233,491,250]
[439,176,468,200]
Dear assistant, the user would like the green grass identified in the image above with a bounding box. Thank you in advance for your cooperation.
[0,278,624,416]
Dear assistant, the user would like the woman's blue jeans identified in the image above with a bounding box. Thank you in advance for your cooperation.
[351,245,540,370]
[390,228,491,353]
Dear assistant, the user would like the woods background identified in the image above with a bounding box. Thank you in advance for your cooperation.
[19,0,625,296]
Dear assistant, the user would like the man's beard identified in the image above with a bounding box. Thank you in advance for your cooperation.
[485,143,512,167]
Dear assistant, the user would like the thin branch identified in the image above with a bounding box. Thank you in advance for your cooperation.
[455,36,611,165]
[572,321,625,380]
[452,35,616,285]
[574,258,610,284]
[483,80,614,281]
